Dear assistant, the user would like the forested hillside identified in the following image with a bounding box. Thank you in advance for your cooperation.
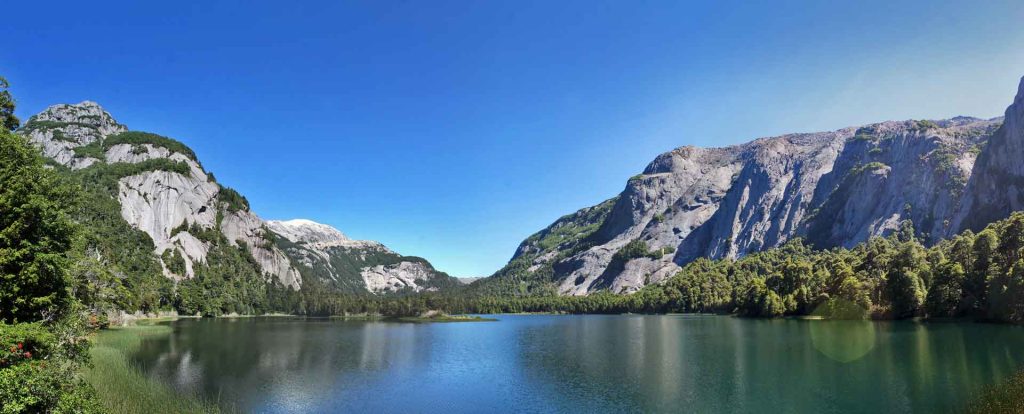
[14,97,459,318]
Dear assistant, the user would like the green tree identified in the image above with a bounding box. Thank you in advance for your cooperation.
[897,219,917,243]
[886,268,926,319]
[997,214,1024,272]
[0,133,77,323]
[988,259,1024,322]
[843,276,872,317]
[0,77,18,131]
[736,278,785,317]
[0,77,100,412]
[925,262,965,317]
[966,229,999,311]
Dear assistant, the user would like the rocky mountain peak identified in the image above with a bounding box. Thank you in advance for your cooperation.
[30,101,126,137]
[266,219,349,244]
[19,101,128,168]
[267,218,458,294]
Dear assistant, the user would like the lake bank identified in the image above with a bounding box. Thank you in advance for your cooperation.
[84,323,223,414]
[93,314,1024,413]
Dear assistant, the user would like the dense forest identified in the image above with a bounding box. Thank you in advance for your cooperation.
[285,214,1024,324]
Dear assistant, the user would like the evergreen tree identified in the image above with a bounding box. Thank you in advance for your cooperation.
[0,77,18,131]
[0,77,100,412]
[925,262,965,317]
[0,132,77,323]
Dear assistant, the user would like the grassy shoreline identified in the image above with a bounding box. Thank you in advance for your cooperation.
[83,322,224,414]
[81,312,493,412]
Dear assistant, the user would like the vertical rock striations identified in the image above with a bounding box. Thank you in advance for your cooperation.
[493,78,1019,295]
[953,77,1024,233]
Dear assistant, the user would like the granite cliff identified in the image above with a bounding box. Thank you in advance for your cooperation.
[492,77,1024,296]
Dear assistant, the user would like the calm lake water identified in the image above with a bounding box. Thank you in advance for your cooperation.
[129,315,1024,413]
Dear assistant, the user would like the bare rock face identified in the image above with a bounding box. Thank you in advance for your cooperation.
[503,85,1011,295]
[954,77,1024,233]
[19,101,301,288]
[267,219,348,243]
[220,210,302,287]
[268,219,456,294]
[360,261,441,294]
[117,166,218,278]
[20,101,126,169]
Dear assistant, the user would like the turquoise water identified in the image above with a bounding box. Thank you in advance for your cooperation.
[130,315,1024,413]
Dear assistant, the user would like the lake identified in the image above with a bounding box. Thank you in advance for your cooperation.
[127,315,1024,413]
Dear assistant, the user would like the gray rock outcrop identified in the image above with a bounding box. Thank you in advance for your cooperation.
[500,78,1020,296]
[953,78,1024,232]
[267,219,456,294]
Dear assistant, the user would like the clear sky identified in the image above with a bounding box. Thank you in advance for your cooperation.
[3,1,1024,277]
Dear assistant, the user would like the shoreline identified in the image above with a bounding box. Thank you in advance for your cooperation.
[84,324,225,413]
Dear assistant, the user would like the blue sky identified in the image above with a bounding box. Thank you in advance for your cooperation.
[3,1,1024,277]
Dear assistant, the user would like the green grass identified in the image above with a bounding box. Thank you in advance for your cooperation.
[83,323,223,414]
[965,370,1024,414]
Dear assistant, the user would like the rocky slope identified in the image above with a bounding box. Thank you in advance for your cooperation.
[492,77,1024,296]
[20,102,302,287]
[19,102,454,294]
[267,219,458,294]
[954,78,1024,232]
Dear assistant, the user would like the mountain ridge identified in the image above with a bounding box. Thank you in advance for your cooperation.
[268,218,458,293]
[18,102,456,295]
[481,76,1023,296]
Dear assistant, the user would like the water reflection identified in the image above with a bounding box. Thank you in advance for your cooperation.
[130,316,1024,413]
[512,316,1024,413]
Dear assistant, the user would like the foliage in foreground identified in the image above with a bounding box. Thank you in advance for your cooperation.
[0,123,101,411]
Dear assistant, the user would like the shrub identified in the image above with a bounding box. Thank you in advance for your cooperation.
[103,131,199,162]
[913,120,939,131]
[217,186,249,213]
[161,249,188,276]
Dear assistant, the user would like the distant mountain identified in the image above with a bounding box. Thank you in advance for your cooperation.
[18,102,455,295]
[485,76,1024,296]
[267,219,458,294]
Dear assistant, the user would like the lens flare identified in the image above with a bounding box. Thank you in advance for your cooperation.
[810,300,877,362]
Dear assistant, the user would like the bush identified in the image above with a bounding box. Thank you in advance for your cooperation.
[161,249,187,276]
[0,323,53,368]
[0,362,101,413]
[0,321,101,414]
[217,186,249,213]
[913,120,939,131]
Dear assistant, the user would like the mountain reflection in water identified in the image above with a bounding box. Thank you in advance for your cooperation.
[129,316,1024,413]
